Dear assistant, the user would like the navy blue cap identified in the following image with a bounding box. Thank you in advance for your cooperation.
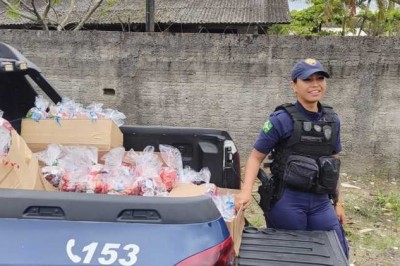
[291,58,330,81]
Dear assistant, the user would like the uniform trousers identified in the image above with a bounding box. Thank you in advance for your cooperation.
[266,188,349,258]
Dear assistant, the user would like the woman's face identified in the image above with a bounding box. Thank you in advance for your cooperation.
[291,73,326,105]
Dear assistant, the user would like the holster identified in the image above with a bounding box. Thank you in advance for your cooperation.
[257,169,275,214]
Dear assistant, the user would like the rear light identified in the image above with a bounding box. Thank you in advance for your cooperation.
[176,236,236,266]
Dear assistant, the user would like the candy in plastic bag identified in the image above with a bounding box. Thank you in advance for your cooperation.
[26,95,49,121]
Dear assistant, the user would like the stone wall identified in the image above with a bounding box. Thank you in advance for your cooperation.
[1,30,399,177]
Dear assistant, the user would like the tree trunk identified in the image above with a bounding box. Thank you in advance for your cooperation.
[358,0,372,36]
[73,0,104,31]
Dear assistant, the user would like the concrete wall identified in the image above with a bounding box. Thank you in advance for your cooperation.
[1,30,399,177]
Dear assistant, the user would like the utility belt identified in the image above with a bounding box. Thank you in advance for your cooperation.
[257,155,340,214]
[283,155,340,195]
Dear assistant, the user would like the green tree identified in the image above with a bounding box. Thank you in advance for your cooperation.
[357,0,400,35]
[271,0,347,35]
[275,0,400,36]
[0,0,118,31]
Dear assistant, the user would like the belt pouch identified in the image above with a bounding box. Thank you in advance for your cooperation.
[283,155,319,190]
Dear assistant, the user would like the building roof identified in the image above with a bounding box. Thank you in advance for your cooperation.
[0,0,290,27]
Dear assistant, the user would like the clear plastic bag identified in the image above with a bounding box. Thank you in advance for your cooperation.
[159,145,183,172]
[42,165,65,187]
[103,108,126,127]
[54,97,86,119]
[86,102,105,121]
[124,146,167,196]
[35,144,65,187]
[180,166,211,185]
[26,95,49,121]
[0,126,11,156]
[57,146,99,192]
[83,164,106,194]
[0,114,13,131]
[133,176,168,197]
[0,114,12,156]
[159,167,178,191]
[212,194,236,221]
[159,144,182,190]
[132,146,163,179]
[103,169,133,195]
[60,146,98,171]
[101,147,125,168]
[35,144,64,166]
[100,147,135,195]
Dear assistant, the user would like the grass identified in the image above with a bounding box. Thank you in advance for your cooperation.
[336,174,400,265]
[376,192,400,222]
[241,175,266,228]
[244,187,266,228]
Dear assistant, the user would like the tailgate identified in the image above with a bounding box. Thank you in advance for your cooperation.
[0,189,230,266]
[238,228,348,266]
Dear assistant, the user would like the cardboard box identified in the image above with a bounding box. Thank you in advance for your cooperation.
[169,183,244,255]
[225,205,244,256]
[21,119,123,153]
[217,187,245,256]
[0,130,45,190]
[168,183,216,197]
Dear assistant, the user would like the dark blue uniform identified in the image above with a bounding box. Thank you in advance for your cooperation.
[253,101,349,258]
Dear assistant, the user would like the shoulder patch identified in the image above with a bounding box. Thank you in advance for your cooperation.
[262,120,273,134]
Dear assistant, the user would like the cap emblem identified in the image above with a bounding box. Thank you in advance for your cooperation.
[304,58,317,65]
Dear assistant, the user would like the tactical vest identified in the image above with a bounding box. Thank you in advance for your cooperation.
[270,103,337,179]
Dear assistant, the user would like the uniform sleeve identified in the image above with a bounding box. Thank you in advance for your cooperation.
[334,114,342,154]
[253,110,294,155]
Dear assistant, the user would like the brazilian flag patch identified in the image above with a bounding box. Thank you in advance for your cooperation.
[263,120,273,134]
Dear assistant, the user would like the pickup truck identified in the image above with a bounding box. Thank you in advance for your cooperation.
[0,42,348,266]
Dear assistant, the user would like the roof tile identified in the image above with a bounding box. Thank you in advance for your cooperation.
[0,0,290,26]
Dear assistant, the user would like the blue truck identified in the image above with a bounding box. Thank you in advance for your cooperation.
[0,42,348,266]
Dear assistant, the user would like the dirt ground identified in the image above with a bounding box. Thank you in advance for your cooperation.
[341,174,400,266]
[243,171,400,266]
